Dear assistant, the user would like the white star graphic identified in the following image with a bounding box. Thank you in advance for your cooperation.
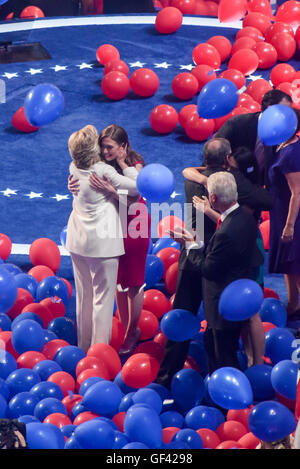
[51,194,69,202]
[247,74,263,81]
[154,62,172,69]
[51,65,68,72]
[1,188,18,197]
[25,191,43,199]
[129,61,146,68]
[179,64,194,71]
[25,68,43,75]
[2,72,18,79]
[76,62,94,70]
[170,191,181,199]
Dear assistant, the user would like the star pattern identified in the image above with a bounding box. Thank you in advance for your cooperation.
[51,194,70,202]
[154,62,172,69]
[25,68,43,75]
[247,74,263,82]
[51,65,68,72]
[25,192,43,199]
[1,188,18,197]
[179,64,194,71]
[76,62,94,70]
[2,72,18,79]
[129,61,146,68]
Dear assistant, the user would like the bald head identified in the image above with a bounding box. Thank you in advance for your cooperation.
[203,138,231,167]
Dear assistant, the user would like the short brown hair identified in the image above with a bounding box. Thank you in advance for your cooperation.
[68,125,100,169]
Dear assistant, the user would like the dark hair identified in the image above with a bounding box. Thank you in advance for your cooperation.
[232,146,259,184]
[261,89,292,112]
[99,124,144,173]
[203,138,231,167]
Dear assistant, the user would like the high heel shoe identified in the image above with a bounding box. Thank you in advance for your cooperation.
[119,328,141,356]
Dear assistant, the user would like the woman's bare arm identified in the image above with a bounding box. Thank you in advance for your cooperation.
[182,166,208,186]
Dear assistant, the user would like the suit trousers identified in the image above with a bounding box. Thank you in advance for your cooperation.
[70,252,119,352]
[203,326,242,374]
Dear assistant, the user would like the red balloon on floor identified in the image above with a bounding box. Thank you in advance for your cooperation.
[28,265,55,283]
[101,71,130,100]
[21,303,54,328]
[43,413,72,428]
[62,393,83,417]
[20,6,44,18]
[0,233,12,260]
[171,0,196,14]
[192,43,221,69]
[121,353,160,388]
[185,114,215,141]
[87,343,121,380]
[270,63,296,87]
[236,26,264,42]
[218,68,246,90]
[6,288,34,320]
[270,32,297,62]
[73,411,99,426]
[232,36,257,55]
[75,356,109,378]
[40,297,65,319]
[252,42,278,69]
[264,22,294,43]
[96,44,120,65]
[133,341,165,362]
[12,106,39,133]
[172,72,199,100]
[104,59,129,76]
[150,104,178,133]
[42,339,70,360]
[109,316,125,352]
[48,371,75,397]
[165,262,178,295]
[242,12,272,34]
[130,68,160,97]
[228,48,259,76]
[156,247,180,278]
[17,351,46,369]
[155,6,183,34]
[206,35,232,62]
[218,0,247,22]
[29,238,61,273]
[137,309,159,341]
[248,0,272,17]
[196,428,221,449]
[246,79,272,104]
[275,0,300,32]
[263,287,280,300]
[143,289,169,318]
[191,64,216,92]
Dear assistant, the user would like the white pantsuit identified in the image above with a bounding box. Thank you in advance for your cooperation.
[66,161,139,352]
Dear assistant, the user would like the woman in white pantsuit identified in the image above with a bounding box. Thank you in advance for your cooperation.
[66,125,139,352]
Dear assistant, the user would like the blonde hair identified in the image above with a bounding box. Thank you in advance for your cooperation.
[68,125,100,170]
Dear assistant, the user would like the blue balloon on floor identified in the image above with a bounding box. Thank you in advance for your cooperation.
[14,273,38,300]
[54,345,85,378]
[219,279,264,321]
[82,380,122,417]
[119,392,135,412]
[61,424,76,439]
[259,298,287,328]
[152,236,180,255]
[161,309,201,342]
[8,391,40,419]
[11,319,44,354]
[258,104,297,146]
[47,317,77,345]
[0,263,22,276]
[114,371,136,394]
[249,401,296,442]
[124,404,163,449]
[122,442,149,449]
[185,405,225,431]
[112,431,129,449]
[144,254,164,289]
[36,276,69,306]
[208,367,253,410]
[18,415,39,424]
[0,267,17,313]
[64,435,81,449]
[147,382,172,401]
[137,163,175,203]
[271,360,298,401]
[160,410,185,429]
[171,369,205,412]
[24,83,65,127]
[34,397,67,421]
[74,419,115,449]
[265,327,295,365]
[33,360,63,382]
[30,381,64,401]
[172,428,203,449]
[11,312,44,330]
[245,364,275,401]
[0,313,11,331]
[132,388,163,414]
[197,78,239,118]
[0,377,9,400]
[26,422,66,449]
[0,393,7,418]
[79,376,105,396]
[6,368,40,398]
[0,351,17,380]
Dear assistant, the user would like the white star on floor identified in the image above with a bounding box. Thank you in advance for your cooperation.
[25,192,43,199]
[154,62,172,69]
[76,62,94,70]
[1,188,18,197]
[129,61,146,68]
[179,64,194,71]
[51,65,68,72]
[2,72,18,79]
[170,191,181,199]
[25,68,43,75]
[51,194,70,201]
[247,74,263,81]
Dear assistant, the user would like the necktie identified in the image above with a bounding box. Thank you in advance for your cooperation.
[216,217,222,230]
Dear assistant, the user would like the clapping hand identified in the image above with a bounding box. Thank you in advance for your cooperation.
[193,195,210,213]
[167,226,195,245]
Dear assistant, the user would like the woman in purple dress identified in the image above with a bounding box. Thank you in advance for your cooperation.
[268,120,300,320]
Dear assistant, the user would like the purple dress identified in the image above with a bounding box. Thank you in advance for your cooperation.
[268,138,300,275]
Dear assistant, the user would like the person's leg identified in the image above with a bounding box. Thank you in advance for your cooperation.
[241,313,265,366]
[203,327,218,375]
[214,327,242,370]
[285,274,300,316]
[116,287,130,334]
[120,285,144,352]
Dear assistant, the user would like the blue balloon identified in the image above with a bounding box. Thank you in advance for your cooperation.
[123,442,149,449]
[11,319,44,354]
[188,341,209,377]
[172,429,203,449]
[6,368,40,398]
[61,424,76,439]
[124,404,163,449]
[161,309,201,342]
[259,298,287,328]
[33,360,63,381]
[219,279,264,321]
[60,226,68,248]
[64,435,81,449]
[208,367,253,410]
[79,376,105,396]
[24,83,65,127]
[42,329,58,344]
[0,393,7,418]
[160,411,185,429]
[95,417,118,431]
[119,392,135,412]
[132,388,163,414]
[0,351,17,380]
[197,78,239,119]
[26,422,66,449]
[271,360,298,401]
[30,381,64,401]
[144,254,164,289]
[0,1,8,5]
[8,392,39,419]
[0,313,11,331]
[11,312,44,330]
[249,401,296,442]
[47,317,77,345]
[152,237,180,255]
[265,327,295,365]
[258,104,298,146]
[82,380,122,417]
[0,377,10,400]
[0,263,22,276]
[18,415,39,424]
[148,238,154,255]
[71,403,88,421]
[245,365,275,401]
[74,419,115,449]
[146,383,172,401]
[36,276,69,306]
[34,397,67,421]
[171,369,205,412]
[14,273,38,299]
[185,405,225,431]
[137,164,175,203]
[54,345,85,378]
[0,267,17,313]
[112,430,129,449]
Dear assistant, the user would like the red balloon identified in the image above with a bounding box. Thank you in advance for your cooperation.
[73,411,99,426]
[137,309,159,341]
[43,413,72,429]
[172,72,198,100]
[168,294,175,311]
[121,353,160,388]
[150,104,178,134]
[41,339,70,360]
[27,265,55,283]
[259,219,270,250]
[194,1,209,15]
[270,63,296,87]
[101,71,130,100]
[130,68,160,97]
[171,0,196,14]
[109,316,125,352]
[296,24,300,44]
[61,278,72,300]
[275,392,295,411]
[218,0,247,22]
[104,59,129,76]
[205,1,218,16]
[227,408,251,431]
[21,303,54,328]
[0,331,18,358]
[231,36,257,55]
[178,104,198,129]
[230,106,250,117]
[48,371,75,397]
[238,432,260,449]
[20,6,45,18]
[75,356,109,378]
[276,81,295,97]
[248,0,272,17]
[156,247,180,278]
[153,331,167,348]
[165,262,179,295]
[143,289,170,318]
[261,210,270,222]
[217,420,248,442]
[162,427,181,444]
[0,233,12,260]
[242,12,272,34]
[11,106,39,133]
[262,321,277,333]
[87,343,121,379]
[236,26,264,42]
[264,22,294,43]
[112,412,126,432]
[184,356,201,372]
[263,287,280,300]
[196,428,221,449]
[191,65,217,92]
[206,35,232,62]
[237,92,255,108]
[76,368,110,391]
[62,393,83,417]
[216,440,245,449]
[185,113,215,141]
[246,79,272,104]
[6,288,34,320]
[228,48,259,76]
[270,32,297,61]
[40,297,65,319]
[155,6,183,34]
[252,42,278,69]
[218,69,246,90]
[157,215,184,238]
[29,238,60,273]
[133,341,165,362]
[192,43,221,69]
[275,0,300,32]
[17,351,46,369]
[96,44,120,65]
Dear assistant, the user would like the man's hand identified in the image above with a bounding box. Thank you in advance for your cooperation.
[167,226,195,245]
[193,195,210,214]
